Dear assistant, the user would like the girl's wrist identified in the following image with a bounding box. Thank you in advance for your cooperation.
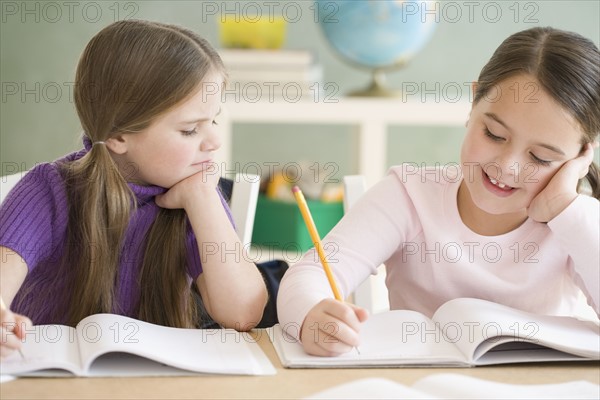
[183,186,222,214]
[545,192,578,222]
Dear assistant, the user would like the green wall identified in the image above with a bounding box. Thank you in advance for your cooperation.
[1,1,599,178]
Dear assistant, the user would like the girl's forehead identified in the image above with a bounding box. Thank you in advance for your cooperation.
[200,70,226,90]
[487,74,543,103]
[148,85,221,127]
[485,75,574,120]
[478,75,584,150]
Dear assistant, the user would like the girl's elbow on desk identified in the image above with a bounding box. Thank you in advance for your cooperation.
[207,285,268,331]
[217,301,267,331]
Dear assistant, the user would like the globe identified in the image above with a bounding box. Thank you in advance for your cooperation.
[315,0,438,96]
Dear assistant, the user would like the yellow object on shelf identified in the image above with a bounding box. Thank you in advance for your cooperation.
[219,16,286,49]
[265,172,293,201]
[321,184,344,203]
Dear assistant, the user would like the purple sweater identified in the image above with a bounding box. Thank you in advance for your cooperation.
[0,139,233,324]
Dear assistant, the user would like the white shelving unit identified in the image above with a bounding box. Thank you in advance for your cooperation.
[218,97,471,187]
[221,98,472,313]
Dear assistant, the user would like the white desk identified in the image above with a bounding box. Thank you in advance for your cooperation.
[219,98,471,186]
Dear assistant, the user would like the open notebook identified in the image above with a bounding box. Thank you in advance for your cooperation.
[1,313,275,377]
[271,297,600,368]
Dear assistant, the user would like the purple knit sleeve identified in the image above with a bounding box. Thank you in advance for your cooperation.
[186,188,236,280]
[0,164,69,270]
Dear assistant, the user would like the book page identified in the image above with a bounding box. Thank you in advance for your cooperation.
[304,374,600,400]
[0,375,16,383]
[76,314,275,376]
[271,310,465,368]
[78,352,204,377]
[414,373,600,399]
[0,324,81,375]
[305,378,436,399]
[432,298,600,364]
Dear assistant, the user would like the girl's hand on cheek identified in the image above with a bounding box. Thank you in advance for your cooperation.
[528,142,597,223]
[155,162,221,210]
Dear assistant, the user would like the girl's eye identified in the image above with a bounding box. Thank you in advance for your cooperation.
[530,153,552,166]
[484,128,504,142]
[181,128,197,136]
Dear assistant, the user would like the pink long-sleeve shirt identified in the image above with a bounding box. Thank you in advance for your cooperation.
[277,165,600,335]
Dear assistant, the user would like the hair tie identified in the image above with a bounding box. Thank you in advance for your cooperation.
[93,141,106,146]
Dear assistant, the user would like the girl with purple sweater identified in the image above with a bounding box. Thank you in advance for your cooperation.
[0,20,268,357]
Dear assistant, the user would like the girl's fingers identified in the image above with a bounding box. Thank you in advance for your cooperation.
[577,143,596,179]
[312,334,356,356]
[1,313,25,358]
[301,299,369,356]
[347,302,370,323]
[1,308,32,358]
[324,300,366,335]
[14,315,33,340]
[303,323,357,357]
[1,327,23,353]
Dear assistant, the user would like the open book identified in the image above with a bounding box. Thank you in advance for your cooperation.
[306,374,600,399]
[270,298,599,368]
[1,313,275,377]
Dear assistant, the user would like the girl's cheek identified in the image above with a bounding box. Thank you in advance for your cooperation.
[527,169,554,193]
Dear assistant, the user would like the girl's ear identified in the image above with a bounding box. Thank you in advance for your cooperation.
[105,134,128,155]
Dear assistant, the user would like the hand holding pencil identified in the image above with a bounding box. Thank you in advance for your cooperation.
[0,296,29,359]
[292,186,368,357]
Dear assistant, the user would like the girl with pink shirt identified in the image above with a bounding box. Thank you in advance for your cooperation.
[277,27,600,356]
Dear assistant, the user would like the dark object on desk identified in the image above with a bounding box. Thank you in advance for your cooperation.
[256,259,289,328]
[218,177,234,204]
[194,259,289,329]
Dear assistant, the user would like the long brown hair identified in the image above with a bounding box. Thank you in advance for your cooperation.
[20,20,226,327]
[473,27,600,198]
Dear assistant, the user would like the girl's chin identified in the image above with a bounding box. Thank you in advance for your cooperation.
[461,179,530,217]
[472,196,528,216]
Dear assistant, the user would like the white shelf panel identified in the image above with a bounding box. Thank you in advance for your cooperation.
[219,98,471,186]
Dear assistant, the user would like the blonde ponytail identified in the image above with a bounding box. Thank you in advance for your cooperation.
[60,144,134,324]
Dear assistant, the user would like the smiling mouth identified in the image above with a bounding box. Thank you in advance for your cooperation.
[483,171,515,192]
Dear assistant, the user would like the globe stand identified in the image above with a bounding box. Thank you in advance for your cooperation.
[348,68,401,98]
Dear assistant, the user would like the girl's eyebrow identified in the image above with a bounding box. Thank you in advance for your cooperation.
[484,112,512,132]
[535,142,565,156]
[180,108,222,125]
[484,112,565,156]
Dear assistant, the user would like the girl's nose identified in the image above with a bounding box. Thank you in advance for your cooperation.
[200,127,222,152]
[490,150,521,181]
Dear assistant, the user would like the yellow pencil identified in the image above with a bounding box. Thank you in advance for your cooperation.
[292,186,343,301]
[292,186,360,355]
[0,297,25,359]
